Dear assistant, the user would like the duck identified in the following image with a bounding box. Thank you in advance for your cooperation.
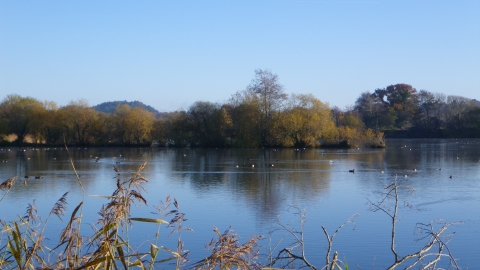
[449,175,453,179]
[34,176,43,179]
[349,169,355,173]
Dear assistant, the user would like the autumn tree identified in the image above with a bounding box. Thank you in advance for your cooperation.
[188,101,233,147]
[57,100,100,145]
[330,106,384,147]
[113,105,155,145]
[151,118,167,146]
[330,106,343,127]
[355,92,396,131]
[373,84,418,129]
[188,101,220,147]
[466,107,480,132]
[112,104,131,143]
[444,95,479,130]
[163,110,193,147]
[0,116,6,140]
[227,91,262,147]
[246,69,287,145]
[94,112,117,145]
[125,108,155,145]
[0,94,46,144]
[331,106,364,130]
[215,106,234,145]
[38,101,62,144]
[412,90,446,130]
[274,94,336,147]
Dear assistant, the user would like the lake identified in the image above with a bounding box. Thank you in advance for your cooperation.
[1,139,479,269]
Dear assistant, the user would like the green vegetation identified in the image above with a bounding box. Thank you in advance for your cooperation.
[354,85,480,137]
[93,100,161,115]
[3,70,478,147]
[0,70,384,148]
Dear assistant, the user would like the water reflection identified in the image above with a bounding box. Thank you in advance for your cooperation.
[162,148,332,221]
[1,140,479,268]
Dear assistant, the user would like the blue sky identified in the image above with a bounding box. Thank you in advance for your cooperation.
[1,0,479,112]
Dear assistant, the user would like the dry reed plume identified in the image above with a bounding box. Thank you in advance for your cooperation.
[191,226,262,270]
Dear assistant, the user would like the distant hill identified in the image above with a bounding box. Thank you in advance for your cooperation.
[93,100,160,114]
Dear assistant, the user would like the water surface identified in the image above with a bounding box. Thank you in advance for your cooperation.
[1,139,479,268]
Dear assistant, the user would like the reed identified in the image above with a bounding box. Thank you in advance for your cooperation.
[0,159,461,270]
[0,176,17,203]
[0,160,261,269]
[191,226,262,269]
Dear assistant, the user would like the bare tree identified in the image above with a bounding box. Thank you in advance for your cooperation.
[444,95,478,130]
[266,206,357,270]
[266,177,461,270]
[247,69,287,145]
[355,91,396,131]
[368,177,462,269]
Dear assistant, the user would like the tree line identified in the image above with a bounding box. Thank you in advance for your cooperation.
[353,84,480,137]
[1,70,477,147]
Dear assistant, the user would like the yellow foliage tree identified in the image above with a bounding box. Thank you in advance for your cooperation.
[115,105,155,145]
[0,94,46,144]
[274,94,337,147]
[57,100,100,145]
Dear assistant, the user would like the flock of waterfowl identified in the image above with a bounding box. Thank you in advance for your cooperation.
[24,175,43,179]
[216,143,477,181]
[349,161,462,179]
[233,154,462,180]
[2,144,479,181]
[0,147,134,181]
[233,157,281,169]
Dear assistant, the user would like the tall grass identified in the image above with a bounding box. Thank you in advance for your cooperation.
[0,161,261,269]
[0,155,461,269]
